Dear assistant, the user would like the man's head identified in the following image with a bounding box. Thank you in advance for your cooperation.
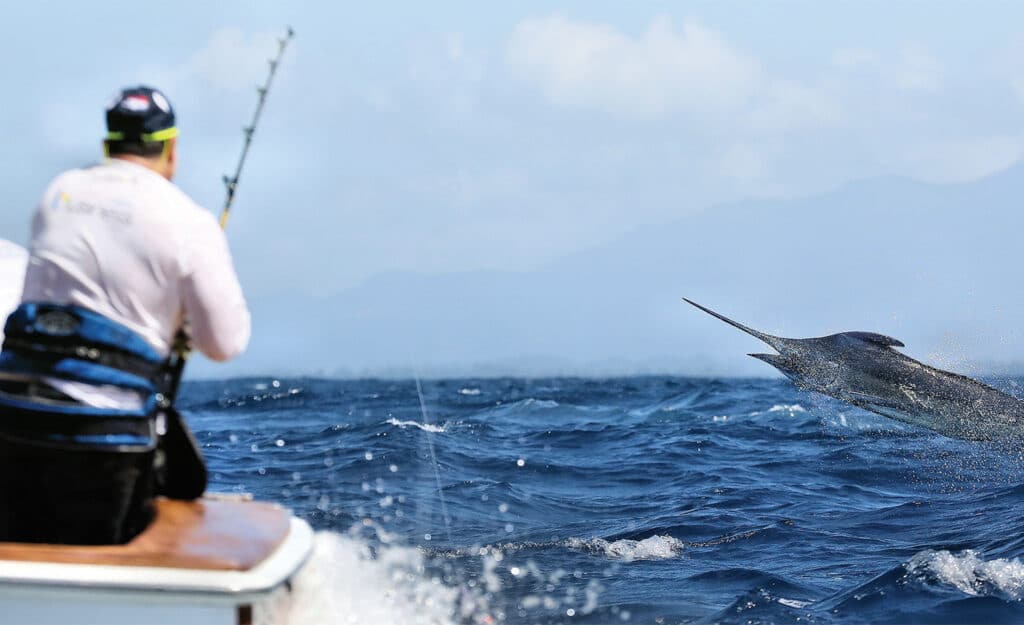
[104,86,178,180]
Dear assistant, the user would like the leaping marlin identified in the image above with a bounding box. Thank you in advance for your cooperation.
[684,298,1024,441]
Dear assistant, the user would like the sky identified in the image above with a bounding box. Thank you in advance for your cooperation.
[2,1,1024,376]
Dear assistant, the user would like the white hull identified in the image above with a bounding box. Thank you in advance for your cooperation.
[0,500,313,625]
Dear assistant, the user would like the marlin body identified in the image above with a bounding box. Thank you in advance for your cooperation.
[684,299,1024,441]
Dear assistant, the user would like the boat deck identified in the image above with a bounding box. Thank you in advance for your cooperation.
[0,498,292,571]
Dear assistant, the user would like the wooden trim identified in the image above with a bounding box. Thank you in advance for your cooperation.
[0,498,292,571]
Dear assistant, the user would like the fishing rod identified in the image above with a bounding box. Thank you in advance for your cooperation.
[220,26,295,230]
[159,27,294,498]
[165,25,295,404]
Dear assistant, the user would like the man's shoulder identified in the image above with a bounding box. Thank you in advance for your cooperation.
[43,166,88,192]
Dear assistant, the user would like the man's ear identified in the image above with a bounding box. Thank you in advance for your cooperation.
[164,138,178,180]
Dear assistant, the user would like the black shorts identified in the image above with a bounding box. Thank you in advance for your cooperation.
[0,436,155,545]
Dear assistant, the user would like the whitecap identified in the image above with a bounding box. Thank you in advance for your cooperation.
[386,418,446,433]
[457,388,481,396]
[906,549,1024,599]
[521,398,559,409]
[777,597,812,608]
[567,535,685,562]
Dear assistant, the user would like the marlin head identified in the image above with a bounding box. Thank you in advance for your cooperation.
[683,298,840,390]
[682,298,788,352]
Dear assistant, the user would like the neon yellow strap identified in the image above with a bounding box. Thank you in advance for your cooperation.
[105,126,178,142]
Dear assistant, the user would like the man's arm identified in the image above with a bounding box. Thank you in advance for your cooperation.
[180,213,251,362]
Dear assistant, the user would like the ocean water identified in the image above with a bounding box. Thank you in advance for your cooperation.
[180,376,1024,625]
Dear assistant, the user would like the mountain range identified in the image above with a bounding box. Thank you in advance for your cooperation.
[195,161,1024,379]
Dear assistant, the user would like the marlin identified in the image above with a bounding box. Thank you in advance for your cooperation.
[684,298,1024,441]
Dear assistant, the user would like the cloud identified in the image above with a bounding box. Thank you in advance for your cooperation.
[505,14,842,135]
[506,15,760,119]
[1002,37,1024,104]
[188,28,283,91]
[889,134,1022,184]
[832,44,943,93]
[406,33,490,117]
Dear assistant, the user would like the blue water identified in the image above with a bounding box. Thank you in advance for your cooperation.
[180,377,1024,624]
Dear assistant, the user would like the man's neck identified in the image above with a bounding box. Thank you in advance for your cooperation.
[110,155,171,181]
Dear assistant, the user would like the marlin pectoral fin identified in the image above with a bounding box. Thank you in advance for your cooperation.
[843,390,905,410]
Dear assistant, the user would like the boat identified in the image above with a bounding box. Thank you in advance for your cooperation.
[0,496,314,625]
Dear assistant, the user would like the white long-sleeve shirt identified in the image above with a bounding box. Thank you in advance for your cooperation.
[0,240,28,341]
[22,158,250,372]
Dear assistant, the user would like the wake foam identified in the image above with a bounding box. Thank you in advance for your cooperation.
[257,531,473,625]
[260,530,611,624]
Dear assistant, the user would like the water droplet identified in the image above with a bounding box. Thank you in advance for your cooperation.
[424,533,432,541]
[505,523,514,533]
[271,380,281,388]
[275,439,285,447]
[228,434,238,444]
[516,458,525,467]
[499,503,509,513]
[567,609,576,617]
[389,464,398,473]
[364,451,374,461]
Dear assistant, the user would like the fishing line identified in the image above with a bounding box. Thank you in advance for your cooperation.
[415,375,454,545]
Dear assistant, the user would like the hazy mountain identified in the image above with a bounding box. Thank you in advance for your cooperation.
[195,161,1024,379]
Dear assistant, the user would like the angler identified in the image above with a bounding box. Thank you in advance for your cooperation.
[0,86,250,544]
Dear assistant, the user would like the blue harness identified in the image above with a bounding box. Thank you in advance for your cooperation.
[0,303,170,451]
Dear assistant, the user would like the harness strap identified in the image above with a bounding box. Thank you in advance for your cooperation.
[2,336,167,387]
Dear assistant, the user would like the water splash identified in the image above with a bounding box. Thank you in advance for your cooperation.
[256,531,493,625]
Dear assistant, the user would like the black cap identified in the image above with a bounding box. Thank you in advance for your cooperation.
[105,86,177,142]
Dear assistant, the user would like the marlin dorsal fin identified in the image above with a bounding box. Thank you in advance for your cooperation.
[844,332,905,348]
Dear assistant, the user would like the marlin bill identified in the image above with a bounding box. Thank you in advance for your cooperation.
[684,298,1024,442]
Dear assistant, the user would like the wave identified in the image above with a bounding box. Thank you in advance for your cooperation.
[386,418,446,433]
[702,578,816,625]
[905,549,1024,600]
[566,535,685,562]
